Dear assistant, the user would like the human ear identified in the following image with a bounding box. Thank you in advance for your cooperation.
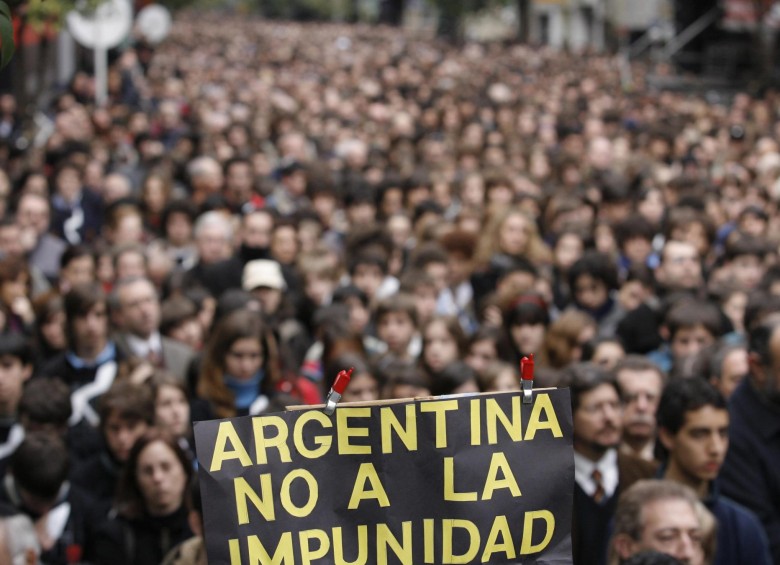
[612,533,637,560]
[747,351,765,388]
[658,427,675,452]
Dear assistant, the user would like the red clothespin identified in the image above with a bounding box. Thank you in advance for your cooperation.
[521,354,534,404]
[66,544,83,564]
[324,367,353,416]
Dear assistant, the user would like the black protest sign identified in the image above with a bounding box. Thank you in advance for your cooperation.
[194,389,574,564]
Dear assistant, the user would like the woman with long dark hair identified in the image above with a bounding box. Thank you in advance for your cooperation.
[94,429,194,565]
[196,309,282,418]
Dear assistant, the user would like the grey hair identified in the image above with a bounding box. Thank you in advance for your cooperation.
[193,210,234,242]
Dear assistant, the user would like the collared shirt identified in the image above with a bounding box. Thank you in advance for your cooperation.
[125,332,163,360]
[436,283,477,335]
[620,440,656,462]
[574,448,619,499]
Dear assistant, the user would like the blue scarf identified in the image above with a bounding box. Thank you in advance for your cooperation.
[225,371,264,410]
[66,341,117,369]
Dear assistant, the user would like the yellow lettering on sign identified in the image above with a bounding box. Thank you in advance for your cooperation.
[294,410,333,459]
[381,405,418,454]
[525,394,563,440]
[470,399,481,446]
[333,525,368,565]
[253,416,291,465]
[377,522,413,564]
[300,530,330,565]
[210,422,251,472]
[443,457,478,502]
[234,475,274,524]
[280,469,318,518]
[486,397,522,444]
[229,534,294,565]
[482,452,521,500]
[419,400,458,448]
[442,519,480,564]
[423,519,435,563]
[481,515,516,562]
[348,463,390,510]
[337,408,372,455]
[520,510,556,554]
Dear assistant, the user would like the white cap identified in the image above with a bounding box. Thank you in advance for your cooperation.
[242,260,286,291]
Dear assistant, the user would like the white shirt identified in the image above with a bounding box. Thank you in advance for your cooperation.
[574,448,619,499]
[125,332,163,359]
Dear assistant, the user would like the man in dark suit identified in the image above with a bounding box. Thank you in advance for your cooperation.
[720,318,780,563]
[111,276,195,382]
[559,362,657,565]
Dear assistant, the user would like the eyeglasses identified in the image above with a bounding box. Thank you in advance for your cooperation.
[579,400,622,416]
[622,391,658,405]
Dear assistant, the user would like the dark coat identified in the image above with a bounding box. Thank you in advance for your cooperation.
[0,478,102,565]
[720,378,780,564]
[71,450,122,516]
[93,505,193,565]
[571,452,658,565]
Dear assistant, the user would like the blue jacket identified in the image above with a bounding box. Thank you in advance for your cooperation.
[657,462,772,565]
[705,485,772,565]
[720,378,780,564]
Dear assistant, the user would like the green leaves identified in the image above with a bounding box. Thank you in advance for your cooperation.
[0,1,14,69]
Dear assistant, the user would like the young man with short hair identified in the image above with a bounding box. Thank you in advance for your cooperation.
[37,283,125,427]
[71,381,154,513]
[656,378,771,565]
[375,293,421,365]
[0,333,32,474]
[0,432,100,563]
[648,299,724,374]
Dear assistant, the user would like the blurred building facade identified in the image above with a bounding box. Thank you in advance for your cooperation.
[530,0,673,50]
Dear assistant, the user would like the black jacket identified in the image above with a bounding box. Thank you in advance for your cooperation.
[0,477,102,565]
[93,505,193,565]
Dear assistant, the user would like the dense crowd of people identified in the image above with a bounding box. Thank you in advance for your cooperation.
[0,11,779,565]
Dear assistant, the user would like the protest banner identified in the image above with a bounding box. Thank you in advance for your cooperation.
[194,389,574,564]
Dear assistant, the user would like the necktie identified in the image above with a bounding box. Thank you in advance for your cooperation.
[147,348,163,367]
[592,468,605,504]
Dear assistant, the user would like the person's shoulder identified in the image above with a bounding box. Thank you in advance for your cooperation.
[70,451,110,485]
[729,378,751,405]
[716,495,766,528]
[81,188,104,207]
[0,498,14,516]
[714,495,773,561]
[727,380,775,438]
[618,452,659,486]
[161,336,195,357]
[71,452,100,475]
[34,352,69,377]
[67,481,103,512]
[112,331,132,351]
[161,536,207,565]
[38,232,67,251]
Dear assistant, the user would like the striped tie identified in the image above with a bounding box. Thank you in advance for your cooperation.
[147,348,164,367]
[592,469,605,504]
